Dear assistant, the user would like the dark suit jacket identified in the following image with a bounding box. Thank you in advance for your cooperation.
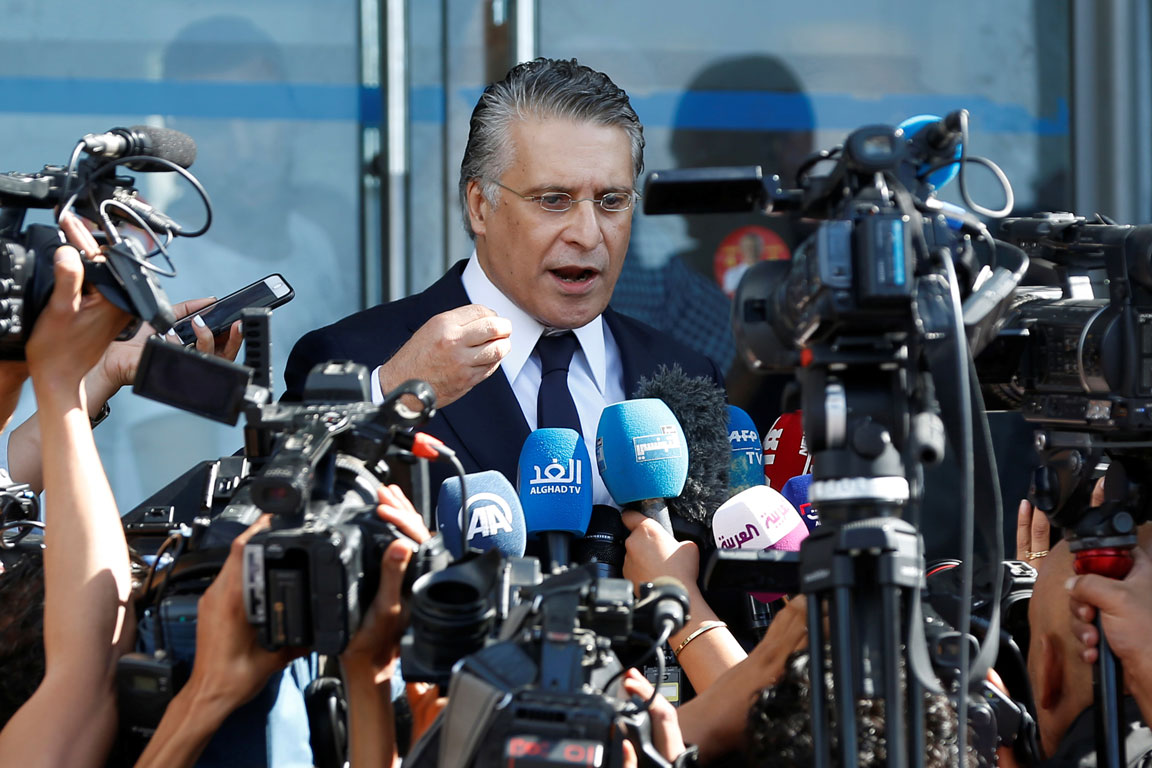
[284,260,724,494]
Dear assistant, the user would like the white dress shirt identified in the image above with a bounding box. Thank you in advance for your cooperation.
[372,253,626,506]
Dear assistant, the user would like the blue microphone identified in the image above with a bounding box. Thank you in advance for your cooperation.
[436,470,527,559]
[517,428,593,570]
[595,399,688,533]
[727,405,765,494]
[781,473,818,532]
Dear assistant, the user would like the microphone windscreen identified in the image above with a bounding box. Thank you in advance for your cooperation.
[596,399,688,506]
[517,428,593,537]
[727,405,765,494]
[781,473,818,532]
[126,125,198,170]
[762,410,811,490]
[436,470,526,559]
[712,484,808,602]
[634,365,730,524]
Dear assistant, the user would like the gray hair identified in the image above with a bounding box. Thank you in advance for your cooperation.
[458,57,645,238]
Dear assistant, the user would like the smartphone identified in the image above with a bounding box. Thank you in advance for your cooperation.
[171,274,294,346]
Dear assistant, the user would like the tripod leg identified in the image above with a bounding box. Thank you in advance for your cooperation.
[1094,618,1127,768]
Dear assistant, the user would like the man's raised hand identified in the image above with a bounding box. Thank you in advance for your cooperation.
[377,304,511,407]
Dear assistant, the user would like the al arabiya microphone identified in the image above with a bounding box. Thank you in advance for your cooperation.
[711,484,808,603]
[81,125,198,171]
[596,398,688,534]
[727,405,765,494]
[762,409,811,490]
[516,427,592,570]
[436,470,527,559]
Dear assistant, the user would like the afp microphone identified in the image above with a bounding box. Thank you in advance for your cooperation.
[596,399,688,534]
[81,125,198,170]
[727,405,765,494]
[712,485,808,602]
[517,428,592,570]
[436,470,527,559]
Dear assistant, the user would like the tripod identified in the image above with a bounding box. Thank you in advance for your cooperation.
[797,342,947,768]
[1034,443,1149,768]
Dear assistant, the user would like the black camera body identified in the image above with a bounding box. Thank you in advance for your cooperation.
[243,498,405,655]
[123,312,438,655]
[403,556,689,768]
[982,213,1152,431]
[0,136,201,358]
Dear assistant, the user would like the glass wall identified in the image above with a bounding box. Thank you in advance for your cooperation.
[0,0,1109,514]
[0,1,367,506]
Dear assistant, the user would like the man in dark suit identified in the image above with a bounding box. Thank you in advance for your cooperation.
[284,58,722,500]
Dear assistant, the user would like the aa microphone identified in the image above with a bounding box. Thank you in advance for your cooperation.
[516,428,592,570]
[781,473,818,532]
[633,364,730,526]
[436,470,527,559]
[762,409,811,490]
[711,484,808,603]
[727,405,765,494]
[81,125,198,170]
[596,399,688,534]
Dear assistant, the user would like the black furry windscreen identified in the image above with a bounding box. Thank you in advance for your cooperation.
[633,364,730,524]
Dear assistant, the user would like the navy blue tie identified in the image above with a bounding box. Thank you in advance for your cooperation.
[536,331,583,436]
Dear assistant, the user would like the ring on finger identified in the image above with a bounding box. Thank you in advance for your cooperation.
[1026,549,1049,560]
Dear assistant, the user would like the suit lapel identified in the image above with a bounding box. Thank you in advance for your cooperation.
[604,307,654,399]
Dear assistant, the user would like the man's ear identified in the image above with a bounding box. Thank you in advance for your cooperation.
[1035,633,1065,712]
[466,179,491,237]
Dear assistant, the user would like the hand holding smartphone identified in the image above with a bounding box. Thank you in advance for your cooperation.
[170,274,294,346]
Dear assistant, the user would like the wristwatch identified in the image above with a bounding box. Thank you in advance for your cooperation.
[89,401,110,428]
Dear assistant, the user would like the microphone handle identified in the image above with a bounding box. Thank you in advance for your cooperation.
[639,498,674,535]
[544,531,572,572]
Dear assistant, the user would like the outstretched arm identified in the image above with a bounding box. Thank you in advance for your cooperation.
[621,511,747,693]
[340,484,431,768]
[8,265,241,493]
[0,224,134,768]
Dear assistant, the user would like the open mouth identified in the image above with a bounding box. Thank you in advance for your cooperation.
[550,266,598,283]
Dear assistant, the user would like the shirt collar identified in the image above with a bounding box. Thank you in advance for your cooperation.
[461,253,609,395]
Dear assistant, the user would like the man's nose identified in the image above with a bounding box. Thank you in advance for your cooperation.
[561,199,606,250]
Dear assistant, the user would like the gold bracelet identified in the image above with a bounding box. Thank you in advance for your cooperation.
[673,620,728,657]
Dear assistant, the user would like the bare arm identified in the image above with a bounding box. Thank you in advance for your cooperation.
[0,226,134,768]
[621,511,747,692]
[8,296,240,493]
[677,596,809,763]
[341,484,430,768]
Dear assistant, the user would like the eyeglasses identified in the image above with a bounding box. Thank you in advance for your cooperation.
[490,179,638,213]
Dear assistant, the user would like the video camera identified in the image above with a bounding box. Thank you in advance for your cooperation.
[978,212,1152,524]
[647,110,1026,768]
[0,126,209,357]
[401,548,691,768]
[115,310,442,756]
